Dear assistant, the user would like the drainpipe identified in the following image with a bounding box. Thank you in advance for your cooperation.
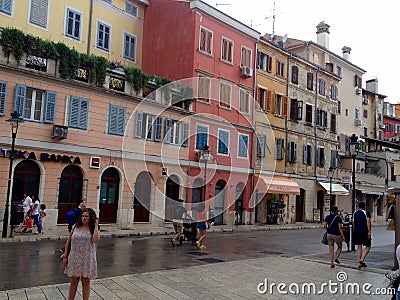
[285,54,291,172]
[87,0,94,56]
[313,68,319,221]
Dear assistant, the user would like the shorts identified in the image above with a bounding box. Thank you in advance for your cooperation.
[173,222,183,234]
[197,221,206,230]
[353,233,371,247]
[327,233,342,247]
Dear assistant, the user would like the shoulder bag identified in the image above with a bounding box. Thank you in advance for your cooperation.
[322,215,338,245]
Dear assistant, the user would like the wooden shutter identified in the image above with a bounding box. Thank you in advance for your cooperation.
[44,91,56,123]
[266,90,272,112]
[271,92,277,114]
[134,111,143,138]
[182,122,189,146]
[14,84,26,117]
[0,81,8,116]
[267,55,272,72]
[282,96,288,117]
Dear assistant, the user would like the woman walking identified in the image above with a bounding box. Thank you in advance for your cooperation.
[324,206,345,268]
[63,208,100,300]
[196,202,210,250]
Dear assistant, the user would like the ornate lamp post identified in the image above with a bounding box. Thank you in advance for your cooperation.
[2,111,23,238]
[349,133,359,251]
[328,167,334,207]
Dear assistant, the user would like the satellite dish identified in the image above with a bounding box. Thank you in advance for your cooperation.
[282,34,288,43]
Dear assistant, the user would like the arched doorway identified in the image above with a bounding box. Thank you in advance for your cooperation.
[165,175,180,221]
[99,168,119,223]
[214,179,225,225]
[296,188,305,222]
[191,178,203,219]
[134,171,151,222]
[235,183,245,225]
[57,165,83,223]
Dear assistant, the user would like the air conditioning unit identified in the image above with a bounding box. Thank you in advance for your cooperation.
[354,119,362,127]
[356,87,362,95]
[240,66,253,78]
[52,125,68,140]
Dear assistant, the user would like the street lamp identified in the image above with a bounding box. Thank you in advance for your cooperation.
[2,111,23,238]
[199,145,211,204]
[349,133,359,251]
[328,167,334,207]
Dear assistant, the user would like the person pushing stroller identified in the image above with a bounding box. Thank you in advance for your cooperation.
[171,199,193,247]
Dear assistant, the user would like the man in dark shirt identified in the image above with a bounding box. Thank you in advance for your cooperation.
[171,199,192,247]
[352,201,372,268]
[324,206,345,268]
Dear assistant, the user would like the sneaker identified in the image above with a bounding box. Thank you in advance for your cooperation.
[335,259,341,264]
[196,241,201,249]
[170,239,176,247]
[199,245,206,250]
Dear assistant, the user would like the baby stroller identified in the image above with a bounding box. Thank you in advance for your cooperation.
[179,218,197,246]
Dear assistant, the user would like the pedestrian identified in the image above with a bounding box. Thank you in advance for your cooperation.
[39,203,47,234]
[196,202,210,250]
[63,208,100,300]
[30,196,43,234]
[324,206,345,268]
[171,199,192,247]
[352,201,372,268]
[15,193,33,233]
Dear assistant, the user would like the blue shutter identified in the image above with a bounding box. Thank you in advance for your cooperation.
[196,125,208,150]
[44,91,56,123]
[117,107,126,135]
[0,81,7,116]
[1,0,12,14]
[239,134,248,158]
[182,122,189,147]
[154,116,163,141]
[78,98,89,130]
[69,96,79,128]
[134,111,143,138]
[218,130,229,154]
[14,84,26,118]
[108,105,118,134]
[165,118,172,143]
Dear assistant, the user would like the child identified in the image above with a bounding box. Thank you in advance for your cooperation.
[39,203,47,234]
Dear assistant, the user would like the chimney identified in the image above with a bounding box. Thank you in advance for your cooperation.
[316,21,330,49]
[366,78,378,93]
[342,46,351,61]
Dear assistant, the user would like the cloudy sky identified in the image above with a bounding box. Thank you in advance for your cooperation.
[201,0,397,103]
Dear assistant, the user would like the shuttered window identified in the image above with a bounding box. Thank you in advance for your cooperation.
[199,27,213,55]
[125,1,137,17]
[221,37,233,63]
[108,105,126,136]
[0,81,7,116]
[218,129,229,154]
[164,118,189,146]
[289,142,297,163]
[198,76,210,102]
[196,125,208,150]
[0,0,12,15]
[257,134,266,157]
[69,96,89,130]
[275,138,284,160]
[241,47,252,68]
[30,0,48,28]
[239,89,250,114]
[219,81,231,108]
[134,111,163,142]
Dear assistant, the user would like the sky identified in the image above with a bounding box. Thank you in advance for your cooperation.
[200,0,398,103]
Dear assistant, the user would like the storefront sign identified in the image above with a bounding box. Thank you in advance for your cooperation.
[313,208,320,222]
[90,156,101,168]
[0,148,81,164]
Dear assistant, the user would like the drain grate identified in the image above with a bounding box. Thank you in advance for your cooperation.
[186,251,209,256]
[260,250,283,255]
[197,258,225,264]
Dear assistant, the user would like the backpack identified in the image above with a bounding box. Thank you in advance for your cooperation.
[66,210,77,225]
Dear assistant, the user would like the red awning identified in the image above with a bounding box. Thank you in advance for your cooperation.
[256,176,300,195]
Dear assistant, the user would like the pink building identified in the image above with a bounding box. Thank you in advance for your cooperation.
[143,0,260,225]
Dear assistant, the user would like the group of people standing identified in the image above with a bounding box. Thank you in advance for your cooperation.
[324,201,371,269]
[15,193,46,234]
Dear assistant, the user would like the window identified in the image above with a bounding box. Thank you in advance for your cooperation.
[273,94,287,117]
[305,104,313,123]
[0,80,7,116]
[257,134,266,157]
[66,8,81,40]
[29,0,48,28]
[258,88,266,110]
[257,51,272,72]
[275,138,284,160]
[219,81,231,108]
[317,147,325,167]
[354,75,362,87]
[355,107,360,120]
[319,78,326,95]
[363,126,368,137]
[108,105,126,136]
[238,134,249,158]
[313,53,319,64]
[330,150,338,168]
[303,144,312,165]
[276,60,284,77]
[363,109,368,118]
[125,1,137,17]
[196,124,208,150]
[165,118,189,146]
[69,96,89,129]
[197,76,210,102]
[317,109,327,127]
[241,46,252,68]
[199,27,213,55]
[0,0,12,15]
[221,37,233,63]
[239,88,250,114]
[307,73,313,90]
[134,112,163,141]
[14,84,56,123]
[97,21,111,51]
[102,0,112,3]
[275,94,282,115]
[330,114,336,132]
[123,33,136,61]
[331,85,338,100]
[291,66,299,84]
[336,66,341,76]
[218,129,229,154]
[288,141,297,163]
[290,99,303,120]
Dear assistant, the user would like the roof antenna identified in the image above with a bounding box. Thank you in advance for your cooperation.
[265,2,284,40]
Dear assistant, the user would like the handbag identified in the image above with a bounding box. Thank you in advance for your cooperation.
[322,215,338,245]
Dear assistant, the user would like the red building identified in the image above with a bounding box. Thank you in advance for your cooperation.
[143,0,260,225]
